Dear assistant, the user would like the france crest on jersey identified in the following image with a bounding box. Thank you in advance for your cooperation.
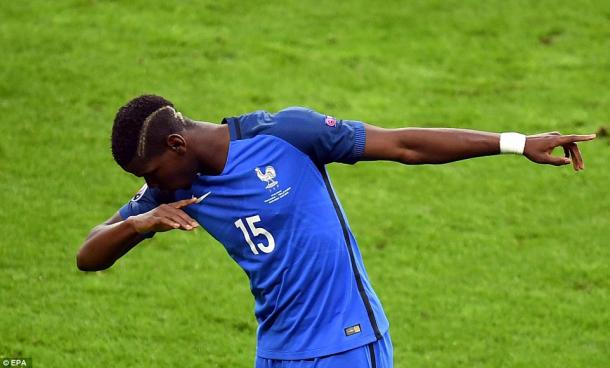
[119,107,389,359]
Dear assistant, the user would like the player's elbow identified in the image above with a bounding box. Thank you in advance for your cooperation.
[76,248,112,272]
[396,148,425,165]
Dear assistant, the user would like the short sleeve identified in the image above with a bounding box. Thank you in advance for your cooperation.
[231,107,366,165]
[118,184,162,239]
[119,184,169,238]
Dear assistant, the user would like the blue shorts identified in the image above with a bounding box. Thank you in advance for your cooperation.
[255,329,393,368]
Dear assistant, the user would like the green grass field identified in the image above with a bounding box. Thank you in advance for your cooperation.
[1,0,609,367]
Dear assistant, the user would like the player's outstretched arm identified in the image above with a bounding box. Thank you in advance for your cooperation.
[76,197,200,271]
[361,124,596,171]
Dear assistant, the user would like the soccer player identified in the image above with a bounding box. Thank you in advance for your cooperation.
[77,95,595,368]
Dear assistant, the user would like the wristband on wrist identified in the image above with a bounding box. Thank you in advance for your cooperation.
[500,132,526,155]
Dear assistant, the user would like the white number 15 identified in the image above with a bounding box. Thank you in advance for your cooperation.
[234,215,276,255]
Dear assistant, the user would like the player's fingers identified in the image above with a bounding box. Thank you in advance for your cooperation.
[157,205,197,229]
[568,143,585,171]
[530,131,560,138]
[164,207,198,229]
[544,153,571,166]
[165,214,196,230]
[158,217,181,230]
[557,134,596,145]
[171,197,199,209]
[158,217,196,232]
[170,208,199,228]
[561,145,576,171]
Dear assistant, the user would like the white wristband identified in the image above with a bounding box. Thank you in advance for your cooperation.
[500,132,526,155]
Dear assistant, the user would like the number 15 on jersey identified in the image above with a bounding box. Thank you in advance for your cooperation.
[234,215,276,255]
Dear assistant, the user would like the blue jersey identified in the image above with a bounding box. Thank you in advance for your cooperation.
[119,107,389,360]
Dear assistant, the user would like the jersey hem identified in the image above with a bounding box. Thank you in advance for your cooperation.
[256,327,388,360]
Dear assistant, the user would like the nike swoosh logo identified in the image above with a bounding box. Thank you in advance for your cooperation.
[195,191,212,204]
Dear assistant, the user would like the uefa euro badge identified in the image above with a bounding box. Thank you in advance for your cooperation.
[255,165,279,190]
[132,184,148,202]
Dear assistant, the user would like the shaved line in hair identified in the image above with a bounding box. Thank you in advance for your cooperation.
[136,106,185,158]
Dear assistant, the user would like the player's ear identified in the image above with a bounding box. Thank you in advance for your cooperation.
[166,134,187,154]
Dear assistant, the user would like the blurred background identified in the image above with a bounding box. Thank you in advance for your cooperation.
[1,0,608,367]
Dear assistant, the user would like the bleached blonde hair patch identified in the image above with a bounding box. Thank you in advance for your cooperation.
[136,106,185,158]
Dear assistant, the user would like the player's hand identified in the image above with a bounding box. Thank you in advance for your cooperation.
[129,197,200,234]
[523,132,596,171]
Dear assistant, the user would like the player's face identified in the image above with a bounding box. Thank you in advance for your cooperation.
[127,149,199,192]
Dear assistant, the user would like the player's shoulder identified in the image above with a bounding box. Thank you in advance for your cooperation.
[231,106,325,140]
[223,106,364,165]
[126,184,176,206]
[238,106,320,124]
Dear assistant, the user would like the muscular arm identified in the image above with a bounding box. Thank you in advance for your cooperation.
[76,197,200,271]
[362,124,596,170]
[76,213,148,271]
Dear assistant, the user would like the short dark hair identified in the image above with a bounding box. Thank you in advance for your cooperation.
[111,94,187,169]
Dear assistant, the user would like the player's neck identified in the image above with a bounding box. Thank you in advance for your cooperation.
[187,121,230,176]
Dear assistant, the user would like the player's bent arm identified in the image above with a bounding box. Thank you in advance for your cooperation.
[76,212,149,271]
[361,124,595,170]
[76,197,200,271]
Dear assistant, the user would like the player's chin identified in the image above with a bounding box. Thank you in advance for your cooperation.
[168,173,197,191]
[176,179,195,191]
[159,180,192,192]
